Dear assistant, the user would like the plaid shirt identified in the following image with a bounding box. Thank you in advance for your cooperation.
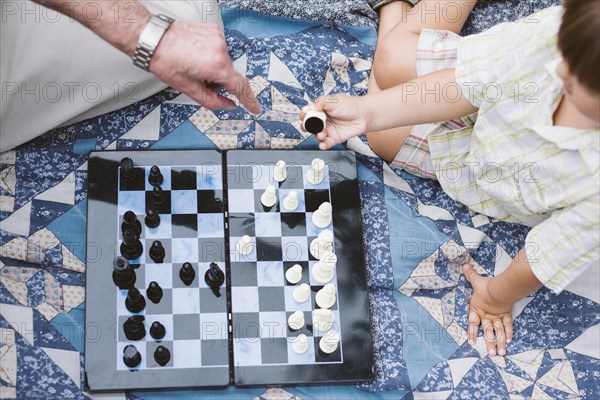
[427,7,599,293]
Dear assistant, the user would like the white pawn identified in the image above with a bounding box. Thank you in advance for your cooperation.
[319,330,340,354]
[315,283,337,309]
[273,160,287,182]
[312,202,332,228]
[310,229,334,259]
[307,158,325,185]
[283,191,299,211]
[311,253,337,284]
[313,308,335,331]
[285,264,303,284]
[293,283,310,303]
[236,235,252,255]
[292,333,309,354]
[261,185,277,207]
[288,310,305,330]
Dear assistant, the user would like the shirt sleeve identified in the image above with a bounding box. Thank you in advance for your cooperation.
[455,6,563,108]
[525,193,600,294]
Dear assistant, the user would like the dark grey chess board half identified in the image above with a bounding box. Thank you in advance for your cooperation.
[85,150,373,392]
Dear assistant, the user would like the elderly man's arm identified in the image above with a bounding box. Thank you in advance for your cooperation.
[32,0,261,113]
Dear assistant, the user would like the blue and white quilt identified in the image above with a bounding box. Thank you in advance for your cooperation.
[0,4,598,400]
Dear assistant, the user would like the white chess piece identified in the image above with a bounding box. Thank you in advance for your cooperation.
[312,202,332,228]
[315,283,337,309]
[273,160,287,182]
[293,283,310,303]
[310,229,334,259]
[311,253,337,284]
[319,330,340,354]
[236,235,252,255]
[283,191,299,211]
[285,264,303,284]
[260,185,277,207]
[303,110,326,135]
[313,308,335,331]
[307,158,325,185]
[292,333,309,354]
[288,310,305,330]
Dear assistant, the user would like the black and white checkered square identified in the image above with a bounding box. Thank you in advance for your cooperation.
[228,160,342,367]
[115,164,228,372]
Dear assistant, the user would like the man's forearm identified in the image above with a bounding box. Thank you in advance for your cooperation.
[488,249,543,305]
[361,68,479,132]
[32,0,151,56]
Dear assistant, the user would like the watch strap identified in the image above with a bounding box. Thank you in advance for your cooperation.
[133,14,175,71]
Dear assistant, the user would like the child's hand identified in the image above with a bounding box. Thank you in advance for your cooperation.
[461,263,514,356]
[300,95,368,150]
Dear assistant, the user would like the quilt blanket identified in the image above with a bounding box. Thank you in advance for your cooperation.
[0,6,598,400]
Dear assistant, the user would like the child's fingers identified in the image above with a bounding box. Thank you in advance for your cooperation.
[319,135,337,150]
[482,319,496,356]
[503,315,514,344]
[468,310,480,345]
[494,320,507,356]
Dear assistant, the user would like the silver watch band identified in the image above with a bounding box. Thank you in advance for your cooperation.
[133,14,175,71]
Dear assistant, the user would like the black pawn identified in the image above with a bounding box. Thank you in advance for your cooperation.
[120,158,135,187]
[149,240,165,263]
[179,262,196,286]
[204,262,225,288]
[152,185,166,206]
[112,256,136,289]
[145,207,161,228]
[154,345,171,366]
[147,281,163,304]
[125,287,146,313]
[123,345,142,368]
[148,165,163,186]
[149,321,166,340]
[121,211,142,237]
[120,229,143,260]
[123,316,146,341]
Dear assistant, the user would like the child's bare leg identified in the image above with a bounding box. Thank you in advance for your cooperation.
[367,0,477,163]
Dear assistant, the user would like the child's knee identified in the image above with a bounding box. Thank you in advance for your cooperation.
[366,131,397,163]
[372,32,419,89]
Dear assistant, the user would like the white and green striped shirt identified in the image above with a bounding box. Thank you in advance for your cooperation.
[428,7,599,293]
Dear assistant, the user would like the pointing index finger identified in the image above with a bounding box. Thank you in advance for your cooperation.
[220,69,262,115]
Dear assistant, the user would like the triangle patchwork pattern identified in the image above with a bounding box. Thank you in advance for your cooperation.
[268,52,302,88]
[34,172,75,205]
[120,106,161,141]
[0,165,16,196]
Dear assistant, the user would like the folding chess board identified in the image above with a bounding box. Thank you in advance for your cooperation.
[85,150,373,391]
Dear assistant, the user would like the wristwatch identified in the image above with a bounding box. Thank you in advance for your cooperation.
[133,14,175,71]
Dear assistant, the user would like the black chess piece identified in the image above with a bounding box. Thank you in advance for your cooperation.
[123,316,146,341]
[148,165,164,186]
[144,207,161,228]
[149,240,165,263]
[149,321,166,340]
[152,185,166,207]
[112,256,136,289]
[120,229,143,260]
[121,211,142,237]
[120,158,136,188]
[154,345,171,366]
[125,287,146,313]
[146,281,163,303]
[179,262,195,286]
[123,345,142,368]
[204,262,225,288]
